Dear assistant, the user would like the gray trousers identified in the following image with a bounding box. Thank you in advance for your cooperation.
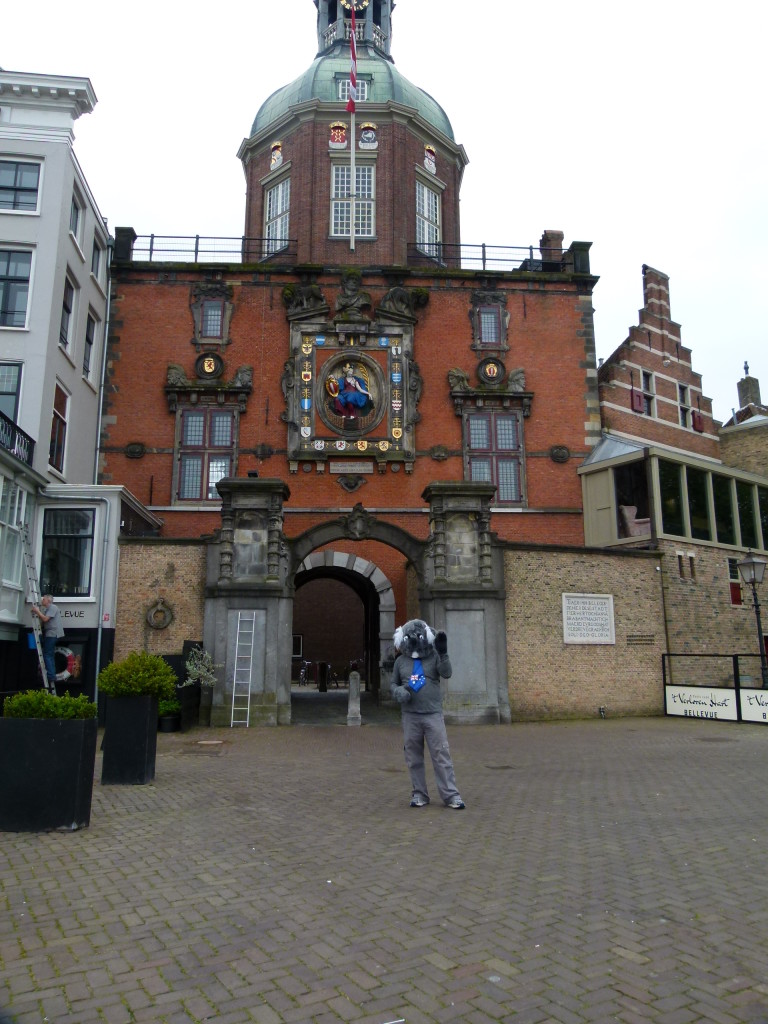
[401,712,460,803]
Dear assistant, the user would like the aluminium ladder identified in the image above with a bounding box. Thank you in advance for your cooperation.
[18,522,55,693]
[231,610,256,727]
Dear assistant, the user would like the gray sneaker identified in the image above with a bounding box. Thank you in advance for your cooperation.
[446,795,465,809]
[410,793,429,807]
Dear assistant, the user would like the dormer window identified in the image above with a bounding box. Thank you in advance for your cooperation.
[338,79,369,104]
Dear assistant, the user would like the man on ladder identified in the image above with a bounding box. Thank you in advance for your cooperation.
[30,595,64,692]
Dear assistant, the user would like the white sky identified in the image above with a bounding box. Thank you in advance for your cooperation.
[4,0,766,423]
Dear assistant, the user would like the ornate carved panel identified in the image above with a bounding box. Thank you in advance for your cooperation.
[283,324,421,469]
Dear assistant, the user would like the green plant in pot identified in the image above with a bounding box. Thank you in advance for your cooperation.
[158,697,182,732]
[98,651,177,785]
[185,646,219,726]
[1,690,98,831]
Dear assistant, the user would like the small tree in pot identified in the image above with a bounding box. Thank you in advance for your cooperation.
[184,646,219,726]
[1,690,98,831]
[98,652,177,784]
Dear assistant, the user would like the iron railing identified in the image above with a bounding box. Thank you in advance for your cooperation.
[406,243,568,273]
[127,236,298,264]
[122,236,575,272]
[0,410,35,466]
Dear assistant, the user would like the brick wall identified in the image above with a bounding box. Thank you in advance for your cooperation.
[114,540,207,662]
[657,539,763,657]
[504,546,666,720]
[718,420,768,477]
[103,265,596,549]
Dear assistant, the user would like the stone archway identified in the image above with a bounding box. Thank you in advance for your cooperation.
[205,482,509,726]
[293,549,397,698]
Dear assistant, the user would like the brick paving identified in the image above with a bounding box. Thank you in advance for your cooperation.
[2,714,768,1023]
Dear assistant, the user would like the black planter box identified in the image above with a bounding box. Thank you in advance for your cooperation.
[0,717,97,831]
[176,682,201,731]
[101,695,158,785]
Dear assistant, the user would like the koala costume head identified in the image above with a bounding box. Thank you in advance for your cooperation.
[393,619,436,659]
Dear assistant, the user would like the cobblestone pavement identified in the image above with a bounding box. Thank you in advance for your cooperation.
[2,715,768,1024]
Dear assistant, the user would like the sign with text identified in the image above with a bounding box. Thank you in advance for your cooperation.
[562,593,615,645]
[665,685,738,721]
[739,688,768,724]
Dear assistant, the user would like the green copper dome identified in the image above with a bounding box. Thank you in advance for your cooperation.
[250,51,454,141]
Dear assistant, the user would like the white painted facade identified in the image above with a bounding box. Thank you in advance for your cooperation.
[0,72,160,699]
[0,70,110,641]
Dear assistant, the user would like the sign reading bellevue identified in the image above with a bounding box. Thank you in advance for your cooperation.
[562,593,615,645]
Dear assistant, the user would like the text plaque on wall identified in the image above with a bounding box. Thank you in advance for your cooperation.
[562,593,615,645]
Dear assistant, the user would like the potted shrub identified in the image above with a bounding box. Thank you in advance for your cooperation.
[0,690,98,832]
[158,697,182,732]
[184,646,218,726]
[98,651,177,784]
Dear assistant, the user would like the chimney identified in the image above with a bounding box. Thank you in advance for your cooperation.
[540,230,564,266]
[737,361,762,409]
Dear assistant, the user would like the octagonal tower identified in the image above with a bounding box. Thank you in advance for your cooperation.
[238,0,468,266]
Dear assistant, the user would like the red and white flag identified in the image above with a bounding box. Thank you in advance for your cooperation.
[346,4,357,113]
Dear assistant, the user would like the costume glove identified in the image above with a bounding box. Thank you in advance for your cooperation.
[434,630,448,656]
[393,685,412,704]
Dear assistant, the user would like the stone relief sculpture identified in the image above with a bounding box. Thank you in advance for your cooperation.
[282,278,327,317]
[335,270,372,317]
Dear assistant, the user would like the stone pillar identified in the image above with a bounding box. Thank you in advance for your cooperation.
[205,478,292,726]
[421,482,511,724]
[347,670,361,726]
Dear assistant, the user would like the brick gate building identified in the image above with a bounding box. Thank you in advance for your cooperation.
[98,0,767,723]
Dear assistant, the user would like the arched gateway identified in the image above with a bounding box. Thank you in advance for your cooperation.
[203,478,511,726]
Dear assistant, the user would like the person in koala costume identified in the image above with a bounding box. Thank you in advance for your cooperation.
[390,619,465,809]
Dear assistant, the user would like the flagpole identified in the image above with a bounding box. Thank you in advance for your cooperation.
[350,108,356,252]
[347,4,357,252]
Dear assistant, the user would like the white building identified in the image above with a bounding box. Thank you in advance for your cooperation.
[0,70,159,697]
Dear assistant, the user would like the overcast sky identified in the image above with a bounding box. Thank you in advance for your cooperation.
[4,0,766,423]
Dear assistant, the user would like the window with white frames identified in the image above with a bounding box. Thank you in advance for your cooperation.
[728,558,743,606]
[416,179,441,257]
[0,250,32,328]
[331,164,375,237]
[264,177,290,256]
[0,160,41,212]
[59,276,77,349]
[49,383,69,472]
[83,312,97,377]
[177,408,236,501]
[338,79,368,103]
[466,410,524,504]
[69,192,83,241]
[0,364,22,422]
[91,239,103,281]
[678,383,690,428]
[201,300,224,339]
[0,479,30,620]
[641,371,655,416]
[478,306,502,344]
[40,508,95,597]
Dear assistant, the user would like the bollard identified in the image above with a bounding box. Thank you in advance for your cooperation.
[347,670,362,726]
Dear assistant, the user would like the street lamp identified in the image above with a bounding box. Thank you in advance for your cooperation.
[737,550,768,688]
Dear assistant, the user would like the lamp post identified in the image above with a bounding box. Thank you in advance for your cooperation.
[737,550,768,688]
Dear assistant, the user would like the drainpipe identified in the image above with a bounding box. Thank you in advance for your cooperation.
[94,233,114,485]
[41,490,110,706]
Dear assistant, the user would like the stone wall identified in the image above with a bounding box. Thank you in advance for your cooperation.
[504,546,666,720]
[115,540,207,662]
[718,420,768,477]
[656,539,765,685]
